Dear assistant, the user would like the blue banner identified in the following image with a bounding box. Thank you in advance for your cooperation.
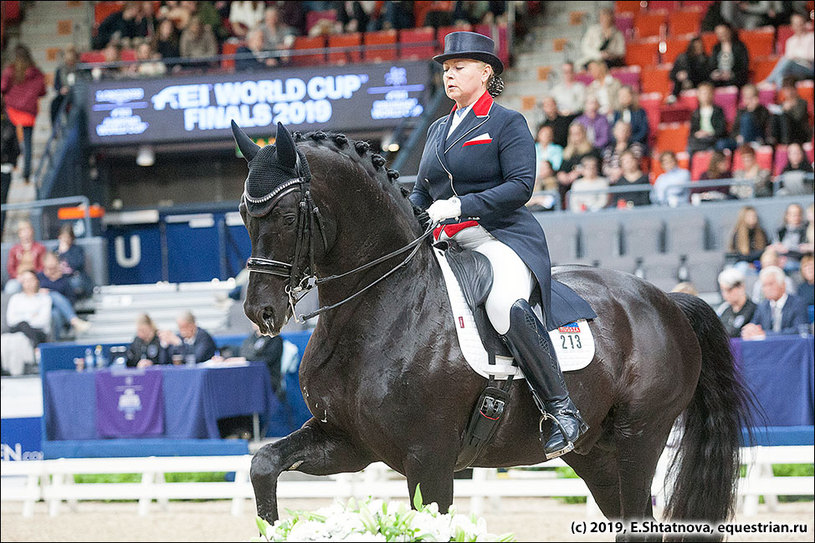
[96,369,165,438]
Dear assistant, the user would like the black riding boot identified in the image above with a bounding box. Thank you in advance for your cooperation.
[502,299,588,459]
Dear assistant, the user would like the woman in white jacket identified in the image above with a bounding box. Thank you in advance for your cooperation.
[2,270,51,375]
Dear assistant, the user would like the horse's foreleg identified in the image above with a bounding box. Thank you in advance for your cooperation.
[403,451,456,513]
[251,421,371,523]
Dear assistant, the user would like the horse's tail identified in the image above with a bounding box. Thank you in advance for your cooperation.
[664,292,756,525]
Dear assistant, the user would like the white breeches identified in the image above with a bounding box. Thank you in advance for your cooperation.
[440,225,534,335]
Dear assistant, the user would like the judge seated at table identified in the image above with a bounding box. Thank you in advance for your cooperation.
[126,313,166,368]
[158,310,217,364]
[742,266,810,339]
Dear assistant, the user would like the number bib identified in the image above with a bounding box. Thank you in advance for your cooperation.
[547,320,595,372]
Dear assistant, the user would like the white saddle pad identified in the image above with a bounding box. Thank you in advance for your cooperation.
[433,248,595,381]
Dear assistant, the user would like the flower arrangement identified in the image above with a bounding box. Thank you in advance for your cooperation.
[253,486,516,542]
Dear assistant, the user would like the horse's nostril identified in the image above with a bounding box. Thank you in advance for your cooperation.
[262,307,274,322]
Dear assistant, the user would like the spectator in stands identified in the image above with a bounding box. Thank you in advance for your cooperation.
[694,150,733,201]
[771,203,808,273]
[93,1,144,50]
[777,142,814,195]
[235,28,277,71]
[687,82,731,157]
[417,1,456,28]
[798,254,814,306]
[55,224,91,300]
[539,97,576,148]
[752,247,798,303]
[716,267,757,338]
[586,60,621,117]
[724,1,779,30]
[731,84,770,147]
[381,1,415,30]
[534,125,563,177]
[652,151,691,207]
[667,37,710,105]
[36,253,91,339]
[91,41,126,80]
[577,7,625,70]
[50,46,79,126]
[728,205,770,272]
[569,155,609,213]
[742,265,809,338]
[731,145,772,199]
[125,313,165,367]
[527,159,558,212]
[154,18,181,71]
[803,203,814,255]
[7,270,51,342]
[127,42,167,77]
[136,1,158,39]
[158,1,190,31]
[336,1,380,33]
[228,0,265,38]
[574,96,609,149]
[557,122,599,209]
[4,220,46,295]
[159,310,217,364]
[191,1,230,45]
[452,1,505,26]
[179,15,218,69]
[0,44,46,184]
[611,86,648,148]
[0,100,19,237]
[549,62,586,117]
[709,23,749,88]
[774,76,813,145]
[761,12,814,87]
[603,121,644,182]
[258,6,296,58]
[610,149,650,208]
[274,1,307,36]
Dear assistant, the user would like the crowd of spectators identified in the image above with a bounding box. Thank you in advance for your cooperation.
[526,3,814,213]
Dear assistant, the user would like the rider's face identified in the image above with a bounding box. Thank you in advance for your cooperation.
[443,58,490,107]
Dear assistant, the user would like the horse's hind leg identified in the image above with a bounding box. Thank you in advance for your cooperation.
[251,421,371,524]
[566,448,622,520]
[614,417,672,542]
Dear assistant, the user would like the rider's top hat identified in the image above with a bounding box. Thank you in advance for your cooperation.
[433,31,504,75]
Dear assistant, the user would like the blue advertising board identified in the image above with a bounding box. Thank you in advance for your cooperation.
[1,417,43,461]
[86,61,430,145]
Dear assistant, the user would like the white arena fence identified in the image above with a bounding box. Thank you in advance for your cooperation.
[1,445,812,518]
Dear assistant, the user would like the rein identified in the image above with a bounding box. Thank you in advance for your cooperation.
[246,176,436,323]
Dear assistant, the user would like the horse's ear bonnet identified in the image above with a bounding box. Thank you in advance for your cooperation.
[232,121,311,218]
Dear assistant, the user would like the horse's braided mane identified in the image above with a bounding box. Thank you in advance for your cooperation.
[292,130,409,199]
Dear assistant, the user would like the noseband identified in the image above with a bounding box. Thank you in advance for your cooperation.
[245,163,435,324]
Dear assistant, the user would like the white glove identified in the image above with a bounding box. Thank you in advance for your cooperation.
[426,197,461,223]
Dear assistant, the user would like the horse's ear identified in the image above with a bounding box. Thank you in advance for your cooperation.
[275,122,297,170]
[231,120,260,162]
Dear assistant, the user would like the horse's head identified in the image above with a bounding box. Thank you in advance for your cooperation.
[233,120,324,335]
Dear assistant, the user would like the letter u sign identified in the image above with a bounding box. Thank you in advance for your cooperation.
[115,235,142,268]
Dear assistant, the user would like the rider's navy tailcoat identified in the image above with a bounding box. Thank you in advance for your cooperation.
[410,91,595,327]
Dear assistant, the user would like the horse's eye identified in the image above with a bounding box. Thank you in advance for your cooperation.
[283,215,296,226]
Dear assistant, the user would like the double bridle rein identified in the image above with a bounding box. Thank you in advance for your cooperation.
[245,173,435,323]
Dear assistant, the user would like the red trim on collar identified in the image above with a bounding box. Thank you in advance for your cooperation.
[450,92,494,117]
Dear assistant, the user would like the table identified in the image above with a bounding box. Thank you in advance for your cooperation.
[732,335,814,427]
[44,362,284,440]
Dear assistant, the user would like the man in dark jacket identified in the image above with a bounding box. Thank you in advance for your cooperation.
[687,82,732,157]
[159,310,217,364]
[742,266,810,338]
[709,23,750,88]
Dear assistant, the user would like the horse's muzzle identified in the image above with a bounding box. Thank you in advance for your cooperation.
[244,298,288,336]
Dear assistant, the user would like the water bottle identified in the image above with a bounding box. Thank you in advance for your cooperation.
[94,345,106,369]
[85,347,95,371]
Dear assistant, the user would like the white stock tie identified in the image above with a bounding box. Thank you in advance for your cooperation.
[771,301,782,332]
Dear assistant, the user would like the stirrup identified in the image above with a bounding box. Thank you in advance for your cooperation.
[538,412,576,460]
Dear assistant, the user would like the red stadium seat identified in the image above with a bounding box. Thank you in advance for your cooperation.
[661,34,694,65]
[615,1,642,15]
[364,30,398,63]
[797,80,814,117]
[625,38,661,68]
[610,65,641,90]
[738,26,775,59]
[732,145,774,172]
[327,32,362,64]
[678,88,699,111]
[700,32,718,55]
[220,41,240,70]
[120,48,136,62]
[399,27,436,61]
[713,86,739,125]
[655,122,691,154]
[640,64,672,96]
[615,13,635,40]
[773,144,788,176]
[669,8,703,35]
[634,11,668,39]
[95,1,124,25]
[79,51,106,63]
[751,56,780,82]
[680,0,714,7]
[777,25,794,54]
[475,23,509,65]
[291,35,326,66]
[639,92,663,143]
[757,83,777,106]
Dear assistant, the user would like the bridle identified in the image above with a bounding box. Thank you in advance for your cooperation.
[245,167,435,324]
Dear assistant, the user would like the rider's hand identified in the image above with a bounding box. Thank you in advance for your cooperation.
[426,197,461,223]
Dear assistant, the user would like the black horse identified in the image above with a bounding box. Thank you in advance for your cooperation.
[234,121,753,539]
